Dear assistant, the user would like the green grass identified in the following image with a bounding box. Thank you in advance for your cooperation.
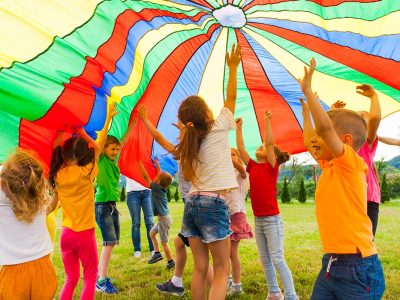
[52,201,400,299]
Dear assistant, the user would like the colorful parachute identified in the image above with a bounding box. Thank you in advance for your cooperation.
[0,0,399,184]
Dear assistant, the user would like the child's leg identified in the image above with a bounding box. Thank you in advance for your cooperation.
[161,242,173,261]
[78,228,98,300]
[263,216,296,300]
[254,218,280,295]
[208,237,231,300]
[174,234,188,277]
[60,228,81,300]
[230,240,241,285]
[159,215,173,260]
[150,225,160,252]
[189,237,209,300]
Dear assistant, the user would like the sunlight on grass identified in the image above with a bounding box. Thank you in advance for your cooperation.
[52,201,400,299]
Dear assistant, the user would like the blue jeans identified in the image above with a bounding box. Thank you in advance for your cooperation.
[311,254,385,300]
[255,215,297,300]
[126,190,154,252]
[181,194,231,243]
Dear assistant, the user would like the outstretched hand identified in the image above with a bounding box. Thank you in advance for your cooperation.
[226,44,242,69]
[235,117,243,129]
[330,100,346,110]
[356,84,376,98]
[108,102,119,118]
[137,104,148,121]
[264,111,272,121]
[297,58,316,94]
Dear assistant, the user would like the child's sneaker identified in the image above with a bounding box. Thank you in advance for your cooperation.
[165,260,175,270]
[134,251,141,258]
[156,280,184,297]
[148,252,163,264]
[227,285,244,297]
[266,291,284,300]
[96,277,118,294]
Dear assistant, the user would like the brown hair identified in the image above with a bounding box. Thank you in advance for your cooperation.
[174,96,214,180]
[104,135,120,148]
[327,109,367,151]
[1,149,47,223]
[159,171,173,188]
[274,146,290,165]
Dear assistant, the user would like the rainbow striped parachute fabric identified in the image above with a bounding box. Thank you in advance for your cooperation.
[0,0,399,184]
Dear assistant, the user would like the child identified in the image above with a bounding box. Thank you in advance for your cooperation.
[226,148,252,297]
[49,106,116,299]
[95,112,136,294]
[332,84,382,236]
[139,159,174,269]
[236,112,297,300]
[0,150,57,299]
[138,104,213,296]
[175,43,241,300]
[299,58,385,299]
[379,136,400,146]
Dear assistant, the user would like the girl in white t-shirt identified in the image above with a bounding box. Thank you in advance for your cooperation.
[174,44,241,300]
[0,149,57,299]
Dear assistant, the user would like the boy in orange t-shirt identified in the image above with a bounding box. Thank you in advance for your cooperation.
[299,58,385,299]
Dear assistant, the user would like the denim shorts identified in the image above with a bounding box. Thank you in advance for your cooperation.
[311,253,385,300]
[181,194,231,243]
[95,202,120,246]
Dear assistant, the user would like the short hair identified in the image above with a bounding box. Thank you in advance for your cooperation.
[327,109,367,151]
[159,171,173,188]
[105,135,120,148]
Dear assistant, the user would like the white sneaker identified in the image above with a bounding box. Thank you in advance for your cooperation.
[134,251,141,258]
[150,251,155,257]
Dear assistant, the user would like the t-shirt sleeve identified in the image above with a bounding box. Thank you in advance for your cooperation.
[213,107,236,131]
[246,159,255,173]
[335,144,367,175]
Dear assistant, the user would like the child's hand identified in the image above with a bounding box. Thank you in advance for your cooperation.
[330,100,346,110]
[264,111,272,121]
[226,44,242,70]
[356,84,377,98]
[235,117,243,129]
[300,98,310,114]
[297,58,316,94]
[137,104,148,121]
[108,102,119,118]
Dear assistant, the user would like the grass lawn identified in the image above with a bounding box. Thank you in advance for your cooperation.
[52,200,400,299]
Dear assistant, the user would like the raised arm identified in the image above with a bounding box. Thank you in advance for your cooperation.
[138,160,152,187]
[264,111,277,167]
[298,58,343,157]
[74,127,101,159]
[224,44,241,114]
[235,118,251,165]
[379,136,400,146]
[357,84,381,144]
[120,117,137,147]
[330,100,346,110]
[153,159,161,176]
[96,102,119,156]
[301,98,315,154]
[138,104,175,153]
[232,157,246,178]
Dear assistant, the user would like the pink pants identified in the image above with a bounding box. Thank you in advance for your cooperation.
[60,227,98,300]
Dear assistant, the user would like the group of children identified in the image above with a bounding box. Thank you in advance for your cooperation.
[0,43,397,300]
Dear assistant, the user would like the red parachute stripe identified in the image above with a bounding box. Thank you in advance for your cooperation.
[235,29,305,153]
[308,0,379,6]
[243,0,295,11]
[119,23,220,186]
[19,8,207,169]
[249,22,400,91]
[190,0,214,9]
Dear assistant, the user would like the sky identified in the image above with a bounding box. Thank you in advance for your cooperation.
[295,111,400,164]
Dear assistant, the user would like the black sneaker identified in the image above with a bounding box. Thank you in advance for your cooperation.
[148,252,163,264]
[165,260,175,270]
[156,280,184,297]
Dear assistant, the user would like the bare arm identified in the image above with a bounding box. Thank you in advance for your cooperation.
[138,104,175,153]
[357,84,381,144]
[298,58,343,157]
[232,159,246,178]
[120,117,137,147]
[264,111,276,167]
[235,118,251,165]
[46,191,59,215]
[379,136,400,146]
[138,160,152,187]
[224,44,241,113]
[154,159,161,176]
[74,127,101,159]
[96,102,119,158]
[301,98,315,153]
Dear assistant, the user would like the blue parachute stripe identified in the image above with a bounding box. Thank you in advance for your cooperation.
[84,14,211,133]
[248,18,400,62]
[152,26,222,175]
[241,30,329,129]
